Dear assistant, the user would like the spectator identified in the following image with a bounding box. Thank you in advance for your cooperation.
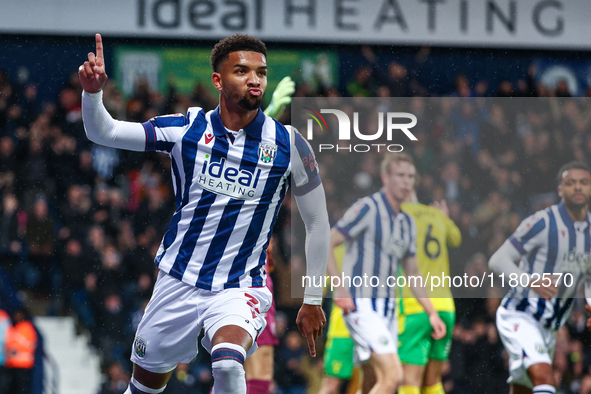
[346,65,374,97]
[277,331,308,394]
[0,309,11,394]
[555,79,572,97]
[450,74,474,97]
[5,308,37,394]
[0,194,22,274]
[60,238,93,310]
[74,150,98,186]
[95,292,130,362]
[0,137,15,194]
[17,137,49,210]
[24,197,56,294]
[360,46,410,96]
[59,184,93,240]
[100,361,130,394]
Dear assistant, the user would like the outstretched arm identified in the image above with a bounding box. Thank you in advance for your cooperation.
[82,91,147,151]
[290,127,330,357]
[402,256,446,339]
[294,185,330,357]
[295,186,331,304]
[79,34,149,151]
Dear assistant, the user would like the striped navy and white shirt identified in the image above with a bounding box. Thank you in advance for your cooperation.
[334,191,417,317]
[140,106,320,291]
[502,201,591,330]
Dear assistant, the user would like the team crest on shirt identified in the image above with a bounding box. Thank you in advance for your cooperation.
[258,142,277,163]
[535,343,545,354]
[379,336,389,346]
[134,336,147,358]
[384,235,409,259]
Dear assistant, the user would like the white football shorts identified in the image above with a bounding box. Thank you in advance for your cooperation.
[131,270,272,373]
[343,298,398,363]
[496,306,556,388]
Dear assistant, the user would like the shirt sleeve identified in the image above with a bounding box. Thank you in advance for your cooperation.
[294,185,331,305]
[83,90,191,153]
[334,199,373,241]
[404,212,418,259]
[82,90,146,151]
[288,126,321,196]
[508,213,547,256]
[488,239,528,278]
[141,110,196,153]
[439,211,462,248]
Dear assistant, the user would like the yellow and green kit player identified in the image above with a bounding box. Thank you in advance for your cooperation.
[398,197,461,394]
[319,245,357,394]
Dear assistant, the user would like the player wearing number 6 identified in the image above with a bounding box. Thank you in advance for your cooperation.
[489,161,591,394]
[397,191,461,394]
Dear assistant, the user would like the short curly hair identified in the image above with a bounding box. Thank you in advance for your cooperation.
[210,34,267,72]
[557,161,591,184]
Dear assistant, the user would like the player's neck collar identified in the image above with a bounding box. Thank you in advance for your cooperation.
[211,106,265,139]
[380,190,399,216]
[558,200,589,227]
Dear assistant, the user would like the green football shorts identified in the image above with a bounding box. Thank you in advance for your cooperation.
[323,337,355,379]
[398,311,455,366]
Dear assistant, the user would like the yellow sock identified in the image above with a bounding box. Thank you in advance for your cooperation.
[399,385,421,394]
[422,382,445,394]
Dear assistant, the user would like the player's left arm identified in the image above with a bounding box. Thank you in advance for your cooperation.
[401,213,446,339]
[432,200,462,248]
[290,126,330,357]
[444,217,462,248]
[401,255,446,339]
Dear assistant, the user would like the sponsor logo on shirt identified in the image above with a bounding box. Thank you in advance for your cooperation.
[198,157,261,200]
[561,249,591,274]
[384,236,409,259]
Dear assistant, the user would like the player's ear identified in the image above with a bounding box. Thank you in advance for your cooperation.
[212,72,223,92]
[558,184,563,198]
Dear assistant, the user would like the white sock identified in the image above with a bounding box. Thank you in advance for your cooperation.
[533,384,555,394]
[125,376,166,394]
[211,342,247,394]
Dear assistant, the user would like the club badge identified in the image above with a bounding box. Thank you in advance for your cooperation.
[258,142,277,163]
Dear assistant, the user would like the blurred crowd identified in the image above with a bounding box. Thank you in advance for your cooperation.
[1,43,591,394]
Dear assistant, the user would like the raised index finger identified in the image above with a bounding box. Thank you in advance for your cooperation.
[95,33,104,59]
